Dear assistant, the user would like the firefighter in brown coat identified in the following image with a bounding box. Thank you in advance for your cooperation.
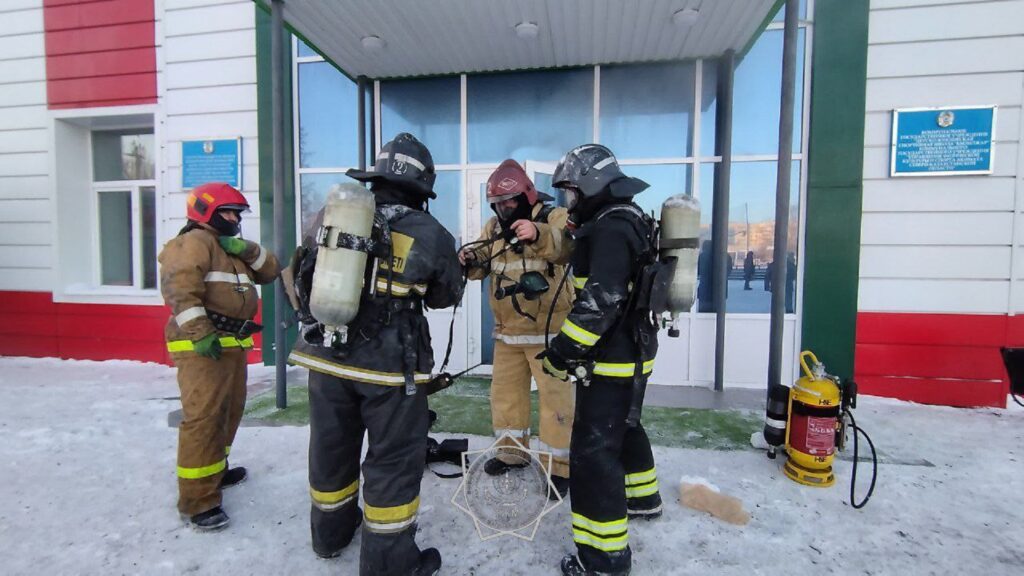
[159,182,280,531]
[459,159,575,496]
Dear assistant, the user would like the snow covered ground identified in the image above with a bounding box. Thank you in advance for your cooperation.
[1,356,1022,575]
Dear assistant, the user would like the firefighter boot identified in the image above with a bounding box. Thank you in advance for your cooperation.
[561,554,630,576]
[626,491,663,521]
[219,466,247,489]
[185,506,230,532]
[413,548,442,576]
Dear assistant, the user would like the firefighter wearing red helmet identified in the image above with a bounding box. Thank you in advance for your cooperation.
[459,159,575,497]
[158,182,280,531]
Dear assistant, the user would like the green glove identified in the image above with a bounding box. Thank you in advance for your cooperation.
[193,333,222,360]
[218,236,247,256]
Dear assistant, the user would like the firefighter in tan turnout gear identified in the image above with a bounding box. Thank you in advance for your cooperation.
[158,182,281,531]
[287,133,462,576]
[459,159,575,497]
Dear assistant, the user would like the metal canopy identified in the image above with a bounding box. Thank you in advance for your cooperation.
[278,0,778,79]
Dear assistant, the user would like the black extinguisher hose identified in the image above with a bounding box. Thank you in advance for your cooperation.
[1012,392,1024,408]
[846,410,877,509]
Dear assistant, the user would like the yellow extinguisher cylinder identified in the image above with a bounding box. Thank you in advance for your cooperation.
[784,351,841,487]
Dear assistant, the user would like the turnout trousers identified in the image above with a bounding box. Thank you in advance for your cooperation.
[490,341,574,478]
[569,376,662,574]
[307,370,430,576]
[174,348,248,516]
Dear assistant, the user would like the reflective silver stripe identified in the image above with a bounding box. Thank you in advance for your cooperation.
[204,271,253,285]
[288,351,432,385]
[538,441,570,459]
[392,152,426,171]
[494,333,553,345]
[592,157,616,171]
[492,259,548,275]
[764,416,787,430]
[627,503,663,516]
[175,306,207,326]
[364,516,416,533]
[494,428,530,437]
[312,494,356,512]
[251,245,268,270]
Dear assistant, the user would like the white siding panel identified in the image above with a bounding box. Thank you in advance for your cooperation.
[859,278,1009,314]
[0,31,44,61]
[860,245,1010,280]
[869,2,1024,45]
[0,105,46,130]
[0,57,47,84]
[164,111,259,141]
[3,6,42,36]
[872,0,992,8]
[164,29,256,63]
[861,212,1013,246]
[0,152,48,177]
[166,0,249,10]
[867,37,1024,78]
[0,81,46,107]
[164,2,254,37]
[165,57,257,90]
[0,222,50,246]
[0,129,47,153]
[863,144,1018,179]
[864,72,1023,112]
[0,175,49,199]
[0,1,45,13]
[862,177,1016,212]
[165,85,257,116]
[0,199,50,222]
[0,267,53,292]
[0,245,51,268]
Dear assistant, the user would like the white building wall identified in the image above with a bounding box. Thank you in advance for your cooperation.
[0,0,52,292]
[860,0,1024,315]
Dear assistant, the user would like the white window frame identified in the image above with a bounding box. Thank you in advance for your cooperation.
[90,181,157,291]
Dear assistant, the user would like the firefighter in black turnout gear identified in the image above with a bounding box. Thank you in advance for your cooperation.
[287,133,462,575]
[539,145,663,576]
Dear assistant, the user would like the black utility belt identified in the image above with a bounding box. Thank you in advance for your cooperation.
[209,312,263,337]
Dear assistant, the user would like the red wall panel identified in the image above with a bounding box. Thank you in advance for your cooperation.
[43,0,156,109]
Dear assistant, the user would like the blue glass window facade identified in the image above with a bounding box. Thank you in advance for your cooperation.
[381,77,461,166]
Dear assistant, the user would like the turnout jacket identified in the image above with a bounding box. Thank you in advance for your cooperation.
[549,202,658,378]
[465,203,574,344]
[159,226,280,352]
[289,203,463,386]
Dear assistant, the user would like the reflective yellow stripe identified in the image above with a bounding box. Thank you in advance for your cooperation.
[573,531,629,552]
[592,359,656,378]
[166,336,255,352]
[571,513,627,535]
[224,445,231,456]
[288,351,432,386]
[571,276,588,290]
[311,479,360,505]
[177,458,226,479]
[374,277,427,296]
[365,496,420,524]
[560,319,600,347]
[625,481,659,498]
[625,468,657,486]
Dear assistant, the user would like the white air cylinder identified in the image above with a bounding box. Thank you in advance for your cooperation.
[659,195,701,319]
[309,183,376,343]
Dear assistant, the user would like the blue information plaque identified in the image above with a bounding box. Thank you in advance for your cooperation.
[891,107,995,177]
[182,138,242,189]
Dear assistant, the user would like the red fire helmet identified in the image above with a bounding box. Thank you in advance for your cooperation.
[486,159,538,206]
[186,182,250,223]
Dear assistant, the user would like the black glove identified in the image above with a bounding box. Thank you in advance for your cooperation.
[536,349,569,382]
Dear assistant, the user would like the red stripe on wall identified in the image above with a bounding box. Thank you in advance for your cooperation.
[855,312,1010,408]
[43,0,156,109]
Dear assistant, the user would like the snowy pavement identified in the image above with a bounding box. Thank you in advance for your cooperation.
[1,357,1022,575]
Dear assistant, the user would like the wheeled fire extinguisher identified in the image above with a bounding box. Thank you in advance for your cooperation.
[765,350,878,509]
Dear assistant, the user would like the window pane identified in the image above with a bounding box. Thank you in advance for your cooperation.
[696,161,799,313]
[628,164,691,217]
[140,187,157,289]
[772,0,807,21]
[701,29,806,157]
[297,38,317,58]
[468,69,593,163]
[299,173,351,233]
[298,62,359,168]
[99,191,133,286]
[430,170,462,239]
[382,77,461,165]
[600,62,694,158]
[93,130,155,181]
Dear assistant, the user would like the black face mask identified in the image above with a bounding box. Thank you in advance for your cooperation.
[494,194,533,232]
[372,182,427,211]
[567,189,628,227]
[209,211,242,236]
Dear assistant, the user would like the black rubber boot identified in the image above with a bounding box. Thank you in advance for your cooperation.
[561,554,630,576]
[549,475,570,501]
[186,506,230,532]
[483,457,528,476]
[413,547,442,576]
[314,510,362,559]
[219,466,247,489]
[626,492,663,521]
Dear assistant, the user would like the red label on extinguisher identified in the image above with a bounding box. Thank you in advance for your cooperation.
[804,416,836,455]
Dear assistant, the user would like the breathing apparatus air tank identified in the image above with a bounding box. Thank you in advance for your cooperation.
[309,183,376,345]
[658,195,701,337]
